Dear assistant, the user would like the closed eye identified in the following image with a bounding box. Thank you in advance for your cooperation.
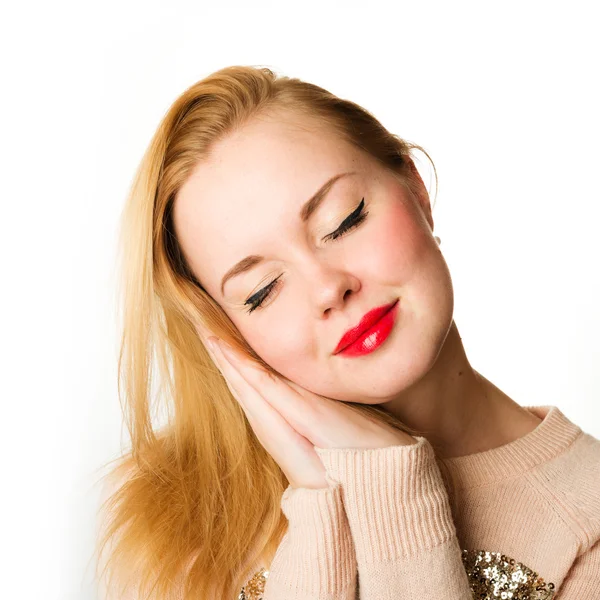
[243,198,369,314]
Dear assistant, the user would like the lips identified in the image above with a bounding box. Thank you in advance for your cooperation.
[334,299,399,355]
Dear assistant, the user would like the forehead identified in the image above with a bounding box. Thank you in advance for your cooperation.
[180,111,365,203]
[173,111,372,298]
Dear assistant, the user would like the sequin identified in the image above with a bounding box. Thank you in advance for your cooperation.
[237,549,556,599]
[238,567,268,600]
[461,549,556,599]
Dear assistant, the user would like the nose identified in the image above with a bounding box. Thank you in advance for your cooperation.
[305,261,360,318]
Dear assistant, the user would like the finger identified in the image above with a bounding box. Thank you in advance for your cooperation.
[194,318,212,339]
[215,341,323,443]
[194,321,217,354]
[211,341,328,488]
[209,343,265,441]
[194,323,226,374]
[283,377,338,424]
[192,324,263,432]
[209,339,305,453]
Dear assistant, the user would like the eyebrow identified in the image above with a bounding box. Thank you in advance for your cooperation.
[220,171,357,296]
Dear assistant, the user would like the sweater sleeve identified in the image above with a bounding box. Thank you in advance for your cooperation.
[262,480,358,600]
[555,537,600,598]
[314,436,473,600]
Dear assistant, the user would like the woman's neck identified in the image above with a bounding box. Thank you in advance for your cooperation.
[379,320,542,459]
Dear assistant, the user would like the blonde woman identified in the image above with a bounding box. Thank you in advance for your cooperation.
[96,65,600,600]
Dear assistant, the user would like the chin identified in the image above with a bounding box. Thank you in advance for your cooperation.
[344,306,455,402]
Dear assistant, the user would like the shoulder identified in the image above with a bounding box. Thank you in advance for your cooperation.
[540,430,600,497]
[529,431,600,550]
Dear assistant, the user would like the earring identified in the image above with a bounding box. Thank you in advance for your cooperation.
[434,235,441,245]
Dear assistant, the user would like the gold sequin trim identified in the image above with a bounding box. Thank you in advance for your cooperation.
[461,549,556,599]
[238,549,557,599]
[238,567,268,600]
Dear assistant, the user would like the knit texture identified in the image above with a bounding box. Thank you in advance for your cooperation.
[257,405,600,599]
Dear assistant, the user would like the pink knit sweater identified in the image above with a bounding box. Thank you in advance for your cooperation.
[240,405,600,599]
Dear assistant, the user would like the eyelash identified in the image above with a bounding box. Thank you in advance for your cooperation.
[243,197,369,315]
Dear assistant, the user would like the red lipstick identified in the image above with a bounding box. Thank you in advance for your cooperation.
[333,299,399,357]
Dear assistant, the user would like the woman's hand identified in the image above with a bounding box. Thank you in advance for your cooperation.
[195,322,416,490]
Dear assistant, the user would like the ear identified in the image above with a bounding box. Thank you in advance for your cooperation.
[405,157,434,232]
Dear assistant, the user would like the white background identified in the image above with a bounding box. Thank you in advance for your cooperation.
[1,1,598,598]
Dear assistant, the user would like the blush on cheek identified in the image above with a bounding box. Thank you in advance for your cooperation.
[249,330,309,380]
[264,353,318,392]
[369,200,427,278]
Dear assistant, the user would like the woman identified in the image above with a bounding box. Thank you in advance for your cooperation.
[96,65,600,600]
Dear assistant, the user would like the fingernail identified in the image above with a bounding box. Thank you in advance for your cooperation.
[217,340,238,362]
[206,336,219,351]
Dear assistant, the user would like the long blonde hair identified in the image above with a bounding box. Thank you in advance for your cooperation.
[95,65,451,600]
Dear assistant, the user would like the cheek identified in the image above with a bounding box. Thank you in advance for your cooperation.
[366,200,428,280]
[242,320,314,380]
[241,312,337,393]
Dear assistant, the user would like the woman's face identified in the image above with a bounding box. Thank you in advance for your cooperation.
[173,110,454,404]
